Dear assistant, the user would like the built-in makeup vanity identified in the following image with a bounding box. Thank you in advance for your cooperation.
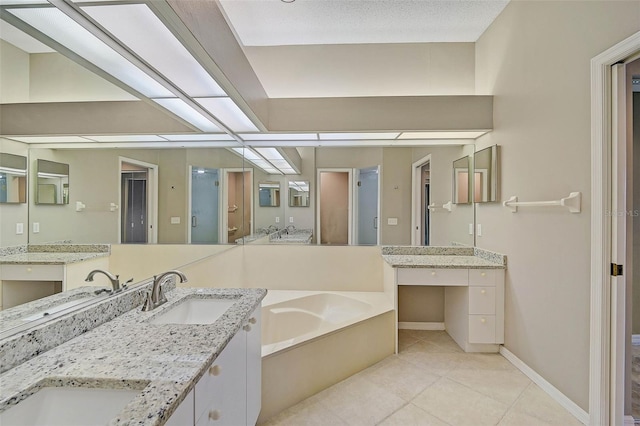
[383,246,506,352]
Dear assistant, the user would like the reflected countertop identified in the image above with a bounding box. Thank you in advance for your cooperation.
[0,244,110,265]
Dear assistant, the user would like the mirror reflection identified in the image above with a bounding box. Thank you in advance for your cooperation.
[289,181,310,207]
[474,144,499,203]
[36,159,69,205]
[0,152,27,204]
[258,181,281,207]
[452,155,472,205]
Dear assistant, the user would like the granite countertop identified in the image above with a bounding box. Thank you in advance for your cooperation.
[381,246,506,269]
[0,244,110,265]
[269,230,313,244]
[0,287,267,426]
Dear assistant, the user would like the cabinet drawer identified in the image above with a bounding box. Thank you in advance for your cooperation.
[469,269,496,287]
[397,268,468,286]
[0,264,64,281]
[468,315,496,343]
[469,287,496,315]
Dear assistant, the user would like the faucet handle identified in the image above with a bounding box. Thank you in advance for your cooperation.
[122,277,134,291]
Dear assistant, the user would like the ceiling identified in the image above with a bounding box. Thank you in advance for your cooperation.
[0,0,502,152]
[218,0,510,46]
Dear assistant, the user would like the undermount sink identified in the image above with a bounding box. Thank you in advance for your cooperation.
[149,297,235,325]
[0,386,140,426]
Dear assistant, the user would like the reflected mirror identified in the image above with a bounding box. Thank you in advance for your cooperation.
[474,145,499,203]
[0,152,27,204]
[258,181,281,207]
[452,155,472,205]
[289,180,310,207]
[36,159,69,205]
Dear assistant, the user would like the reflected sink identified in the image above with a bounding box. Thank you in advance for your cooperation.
[0,387,140,426]
[149,298,235,325]
[22,296,97,321]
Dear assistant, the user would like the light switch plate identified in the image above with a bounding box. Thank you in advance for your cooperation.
[468,223,473,235]
[387,218,398,226]
[275,217,280,223]
[170,217,180,224]
[477,223,482,237]
[33,222,40,233]
[289,217,294,223]
[16,223,24,235]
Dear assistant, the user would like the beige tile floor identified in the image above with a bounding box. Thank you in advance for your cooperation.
[262,330,583,426]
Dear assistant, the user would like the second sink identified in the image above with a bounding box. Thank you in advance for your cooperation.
[149,297,235,325]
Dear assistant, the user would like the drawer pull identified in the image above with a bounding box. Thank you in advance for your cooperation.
[248,317,257,324]
[26,267,32,272]
[431,271,436,276]
[481,272,486,277]
[209,409,221,421]
[481,318,486,323]
[208,365,221,376]
[481,289,486,294]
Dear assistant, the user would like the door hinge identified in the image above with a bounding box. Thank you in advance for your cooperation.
[357,181,362,187]
[611,263,624,277]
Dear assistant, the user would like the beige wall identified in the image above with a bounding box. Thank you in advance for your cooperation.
[245,43,475,98]
[0,40,29,103]
[474,0,640,410]
[0,139,29,247]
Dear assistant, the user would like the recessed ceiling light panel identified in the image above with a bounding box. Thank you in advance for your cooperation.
[196,97,259,132]
[319,132,400,140]
[152,98,222,132]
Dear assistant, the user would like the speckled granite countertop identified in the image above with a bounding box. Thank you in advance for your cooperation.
[0,244,110,265]
[269,230,312,244]
[0,287,267,426]
[382,246,506,269]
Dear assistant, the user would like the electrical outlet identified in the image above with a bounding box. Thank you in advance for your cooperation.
[289,217,294,223]
[16,223,24,235]
[477,223,482,237]
[468,223,473,235]
[275,217,280,223]
[170,217,180,224]
[33,222,40,233]
[387,218,398,226]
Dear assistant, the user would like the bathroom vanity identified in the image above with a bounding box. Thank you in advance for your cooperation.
[0,286,266,426]
[383,246,506,352]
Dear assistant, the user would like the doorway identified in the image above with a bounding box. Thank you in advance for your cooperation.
[355,166,380,245]
[590,32,640,426]
[411,155,431,246]
[222,169,253,244]
[317,169,352,245]
[189,166,220,244]
[119,158,157,244]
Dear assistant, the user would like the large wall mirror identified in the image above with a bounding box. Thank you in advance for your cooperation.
[0,152,27,204]
[35,159,69,205]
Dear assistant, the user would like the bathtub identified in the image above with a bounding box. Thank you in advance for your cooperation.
[259,291,395,423]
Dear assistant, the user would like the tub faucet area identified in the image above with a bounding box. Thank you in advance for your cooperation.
[85,269,132,293]
[142,270,188,311]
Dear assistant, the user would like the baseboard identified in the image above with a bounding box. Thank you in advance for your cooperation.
[624,414,635,425]
[398,321,445,331]
[632,334,640,345]
[499,346,589,425]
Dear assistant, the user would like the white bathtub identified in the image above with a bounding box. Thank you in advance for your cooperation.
[259,290,395,422]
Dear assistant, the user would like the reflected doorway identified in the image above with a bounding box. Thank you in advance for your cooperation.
[317,169,352,245]
[119,158,157,244]
[355,166,380,245]
[222,169,253,243]
[189,167,220,244]
[411,155,431,246]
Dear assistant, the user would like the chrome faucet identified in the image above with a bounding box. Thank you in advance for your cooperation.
[142,270,188,312]
[85,269,132,293]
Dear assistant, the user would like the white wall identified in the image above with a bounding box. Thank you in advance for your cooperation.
[474,0,640,411]
[0,40,29,103]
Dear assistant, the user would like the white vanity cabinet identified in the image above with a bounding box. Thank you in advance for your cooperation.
[395,267,505,352]
[166,390,195,426]
[166,306,262,426]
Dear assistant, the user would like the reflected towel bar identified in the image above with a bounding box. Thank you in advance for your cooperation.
[503,192,581,213]
[427,201,453,212]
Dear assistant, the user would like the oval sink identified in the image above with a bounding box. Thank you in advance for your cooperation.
[0,387,140,426]
[149,298,235,325]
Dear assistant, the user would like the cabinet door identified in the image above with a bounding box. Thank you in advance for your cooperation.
[166,390,194,426]
[246,308,262,426]
[196,330,247,426]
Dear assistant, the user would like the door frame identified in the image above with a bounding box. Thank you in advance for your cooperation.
[118,157,158,244]
[221,168,253,244]
[411,154,431,245]
[590,31,640,426]
[316,168,353,245]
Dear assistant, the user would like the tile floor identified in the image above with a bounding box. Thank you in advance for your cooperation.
[262,330,583,426]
